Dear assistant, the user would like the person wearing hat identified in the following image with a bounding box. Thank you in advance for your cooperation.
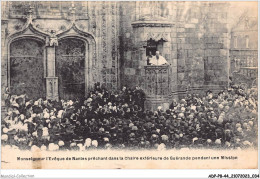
[94,82,102,93]
[169,99,178,110]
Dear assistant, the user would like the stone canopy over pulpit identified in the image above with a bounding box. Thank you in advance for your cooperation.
[144,65,170,111]
[130,1,175,111]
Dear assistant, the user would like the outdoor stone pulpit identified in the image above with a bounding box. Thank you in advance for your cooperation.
[144,65,171,111]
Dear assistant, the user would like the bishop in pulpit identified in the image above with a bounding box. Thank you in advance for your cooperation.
[144,51,170,111]
[149,51,169,66]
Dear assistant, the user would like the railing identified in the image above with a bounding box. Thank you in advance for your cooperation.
[239,67,258,78]
[144,65,170,111]
[144,65,170,98]
[232,67,258,88]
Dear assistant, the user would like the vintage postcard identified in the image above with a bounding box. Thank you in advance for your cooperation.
[1,1,258,170]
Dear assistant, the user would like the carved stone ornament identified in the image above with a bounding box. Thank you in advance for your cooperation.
[68,3,77,23]
[132,21,174,28]
[21,5,37,26]
[49,37,58,46]
[145,32,170,42]
[46,30,58,46]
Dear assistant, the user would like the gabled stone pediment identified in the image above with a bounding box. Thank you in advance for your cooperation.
[56,24,77,37]
[22,25,37,35]
[56,23,95,43]
[7,23,49,42]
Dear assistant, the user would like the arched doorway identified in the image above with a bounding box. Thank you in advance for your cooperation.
[55,38,86,100]
[9,38,45,99]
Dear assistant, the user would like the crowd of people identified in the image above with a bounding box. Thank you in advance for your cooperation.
[1,82,258,151]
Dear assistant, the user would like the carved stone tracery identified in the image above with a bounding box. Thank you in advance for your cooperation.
[9,2,89,20]
[101,3,108,87]
[9,38,46,99]
[137,2,170,21]
[144,65,170,111]
[144,65,170,97]
[6,2,97,100]
[146,32,170,42]
[56,38,86,100]
[131,21,174,28]
[111,2,118,90]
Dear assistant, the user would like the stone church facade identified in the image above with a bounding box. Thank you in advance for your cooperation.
[230,12,258,88]
[1,1,230,104]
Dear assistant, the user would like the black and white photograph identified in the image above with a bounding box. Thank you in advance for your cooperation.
[0,0,258,172]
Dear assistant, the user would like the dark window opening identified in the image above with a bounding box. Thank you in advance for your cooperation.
[146,39,158,56]
[146,38,166,56]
